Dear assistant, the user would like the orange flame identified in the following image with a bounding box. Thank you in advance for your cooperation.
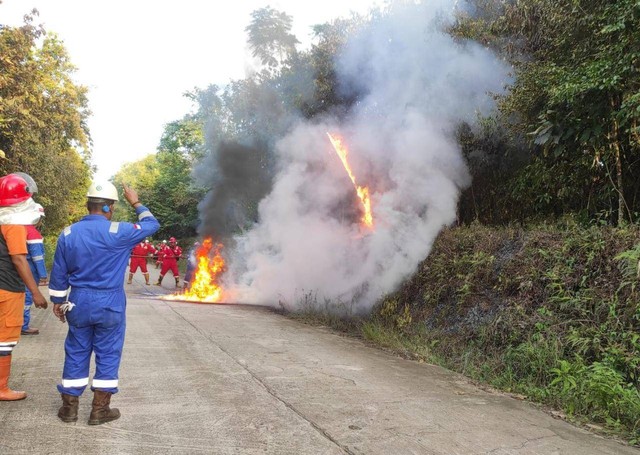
[326,133,374,228]
[180,239,225,303]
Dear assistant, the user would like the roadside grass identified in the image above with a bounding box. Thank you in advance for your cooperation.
[284,291,362,334]
[288,222,640,445]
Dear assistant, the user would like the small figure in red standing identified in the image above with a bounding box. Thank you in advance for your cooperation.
[127,239,154,285]
[154,240,166,269]
[156,237,182,288]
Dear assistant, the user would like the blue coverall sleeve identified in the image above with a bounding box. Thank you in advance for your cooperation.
[124,205,160,246]
[27,241,48,279]
[48,232,70,304]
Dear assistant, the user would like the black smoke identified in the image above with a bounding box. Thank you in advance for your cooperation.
[195,140,272,239]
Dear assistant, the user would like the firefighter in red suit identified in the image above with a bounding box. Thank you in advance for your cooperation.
[127,239,153,285]
[155,240,165,269]
[156,237,182,287]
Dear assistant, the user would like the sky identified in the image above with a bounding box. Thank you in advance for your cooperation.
[0,0,380,179]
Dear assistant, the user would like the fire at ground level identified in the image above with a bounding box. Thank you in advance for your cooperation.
[146,262,252,306]
[158,237,226,303]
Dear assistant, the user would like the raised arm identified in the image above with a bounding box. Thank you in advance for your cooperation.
[122,184,160,245]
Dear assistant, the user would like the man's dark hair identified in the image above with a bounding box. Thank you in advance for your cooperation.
[87,198,115,213]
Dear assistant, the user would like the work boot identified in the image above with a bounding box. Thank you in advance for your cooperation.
[88,390,120,425]
[21,327,40,335]
[156,275,164,286]
[0,355,27,401]
[127,273,133,284]
[144,273,150,285]
[58,393,79,422]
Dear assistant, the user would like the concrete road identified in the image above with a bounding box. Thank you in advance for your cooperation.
[1,268,638,454]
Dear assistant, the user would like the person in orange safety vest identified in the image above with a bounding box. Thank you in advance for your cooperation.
[0,173,48,401]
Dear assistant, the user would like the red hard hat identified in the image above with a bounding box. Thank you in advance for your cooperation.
[0,174,32,207]
[13,172,38,193]
[169,237,176,242]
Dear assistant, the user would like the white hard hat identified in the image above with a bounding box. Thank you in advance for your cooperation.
[87,180,119,201]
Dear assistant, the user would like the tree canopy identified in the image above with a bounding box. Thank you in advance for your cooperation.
[453,0,640,225]
[245,6,299,71]
[0,11,91,233]
[111,113,206,239]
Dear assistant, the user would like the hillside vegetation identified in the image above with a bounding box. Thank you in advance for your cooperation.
[321,223,639,441]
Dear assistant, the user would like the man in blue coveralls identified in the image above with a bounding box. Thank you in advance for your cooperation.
[48,181,160,425]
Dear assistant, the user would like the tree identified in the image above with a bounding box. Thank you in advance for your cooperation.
[112,114,207,238]
[453,0,640,225]
[111,154,160,222]
[304,16,367,117]
[0,11,91,233]
[149,149,202,239]
[245,7,299,71]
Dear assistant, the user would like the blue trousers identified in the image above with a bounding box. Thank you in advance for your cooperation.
[22,289,33,331]
[58,289,126,397]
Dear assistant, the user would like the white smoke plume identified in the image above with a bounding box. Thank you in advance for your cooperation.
[221,1,510,312]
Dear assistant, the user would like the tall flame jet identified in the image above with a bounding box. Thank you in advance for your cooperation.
[326,133,374,228]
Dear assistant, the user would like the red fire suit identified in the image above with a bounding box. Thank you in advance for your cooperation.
[129,242,153,273]
[159,244,182,278]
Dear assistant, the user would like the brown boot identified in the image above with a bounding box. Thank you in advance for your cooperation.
[156,275,164,286]
[127,273,133,284]
[0,355,27,401]
[175,277,180,288]
[144,272,150,285]
[58,393,79,422]
[88,390,120,425]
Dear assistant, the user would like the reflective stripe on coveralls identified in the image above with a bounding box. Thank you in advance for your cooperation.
[93,379,118,388]
[49,289,67,298]
[49,205,159,396]
[62,378,89,388]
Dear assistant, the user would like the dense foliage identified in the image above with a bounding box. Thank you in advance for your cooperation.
[454,0,640,225]
[367,224,640,440]
[0,11,91,233]
[111,115,206,239]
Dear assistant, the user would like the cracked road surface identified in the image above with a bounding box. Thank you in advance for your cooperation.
[1,274,638,454]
